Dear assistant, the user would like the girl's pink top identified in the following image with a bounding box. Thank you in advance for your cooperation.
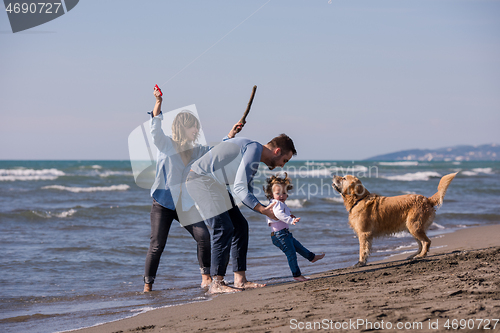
[266,199,295,232]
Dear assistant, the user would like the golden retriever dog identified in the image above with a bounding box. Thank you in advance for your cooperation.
[332,172,458,267]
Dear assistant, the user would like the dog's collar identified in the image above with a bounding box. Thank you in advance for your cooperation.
[349,194,369,213]
[334,183,369,213]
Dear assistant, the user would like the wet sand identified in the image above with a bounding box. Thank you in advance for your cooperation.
[72,224,500,333]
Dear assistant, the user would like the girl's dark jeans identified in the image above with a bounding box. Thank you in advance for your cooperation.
[144,199,211,284]
[271,228,315,277]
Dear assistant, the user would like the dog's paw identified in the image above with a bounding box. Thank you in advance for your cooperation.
[353,261,366,268]
[408,257,424,264]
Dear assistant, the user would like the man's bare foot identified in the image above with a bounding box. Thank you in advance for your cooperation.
[143,283,152,292]
[234,281,266,289]
[293,275,309,282]
[233,271,266,289]
[207,279,241,294]
[311,253,325,263]
[200,274,212,288]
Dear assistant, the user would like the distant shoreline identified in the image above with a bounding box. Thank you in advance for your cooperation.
[366,143,500,161]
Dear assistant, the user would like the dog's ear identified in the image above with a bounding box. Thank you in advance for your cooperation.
[354,183,366,198]
[347,180,367,198]
[346,182,357,197]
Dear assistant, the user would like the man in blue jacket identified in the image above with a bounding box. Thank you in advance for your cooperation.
[187,134,297,293]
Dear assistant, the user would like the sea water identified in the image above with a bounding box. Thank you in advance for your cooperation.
[0,160,498,332]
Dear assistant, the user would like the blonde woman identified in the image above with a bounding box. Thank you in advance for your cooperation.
[144,87,243,292]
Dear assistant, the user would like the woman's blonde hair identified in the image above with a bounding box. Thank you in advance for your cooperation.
[263,172,293,200]
[171,111,200,150]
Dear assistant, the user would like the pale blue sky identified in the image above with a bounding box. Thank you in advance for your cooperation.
[1,0,499,160]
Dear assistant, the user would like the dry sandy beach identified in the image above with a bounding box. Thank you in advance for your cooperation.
[72,224,500,333]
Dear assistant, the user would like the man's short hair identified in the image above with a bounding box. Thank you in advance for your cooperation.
[267,134,297,156]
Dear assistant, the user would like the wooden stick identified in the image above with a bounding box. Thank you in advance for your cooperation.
[239,85,257,125]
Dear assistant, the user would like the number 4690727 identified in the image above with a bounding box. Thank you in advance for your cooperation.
[444,319,499,330]
[5,2,62,14]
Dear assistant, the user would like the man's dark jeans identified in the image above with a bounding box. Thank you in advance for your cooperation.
[186,171,249,277]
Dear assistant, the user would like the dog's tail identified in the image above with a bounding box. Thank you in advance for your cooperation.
[429,172,458,208]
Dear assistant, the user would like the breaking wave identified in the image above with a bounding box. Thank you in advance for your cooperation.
[378,161,419,166]
[461,168,494,176]
[0,168,65,181]
[31,209,77,218]
[383,171,441,181]
[41,184,130,193]
[285,199,308,208]
[324,196,344,204]
[97,170,134,177]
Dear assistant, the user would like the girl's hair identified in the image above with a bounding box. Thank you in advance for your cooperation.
[263,172,293,200]
[171,111,200,150]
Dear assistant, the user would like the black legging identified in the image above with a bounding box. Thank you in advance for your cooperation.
[144,199,211,284]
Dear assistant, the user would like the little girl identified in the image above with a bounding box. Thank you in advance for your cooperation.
[264,173,325,281]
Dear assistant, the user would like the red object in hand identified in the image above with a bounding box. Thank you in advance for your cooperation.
[154,84,163,96]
